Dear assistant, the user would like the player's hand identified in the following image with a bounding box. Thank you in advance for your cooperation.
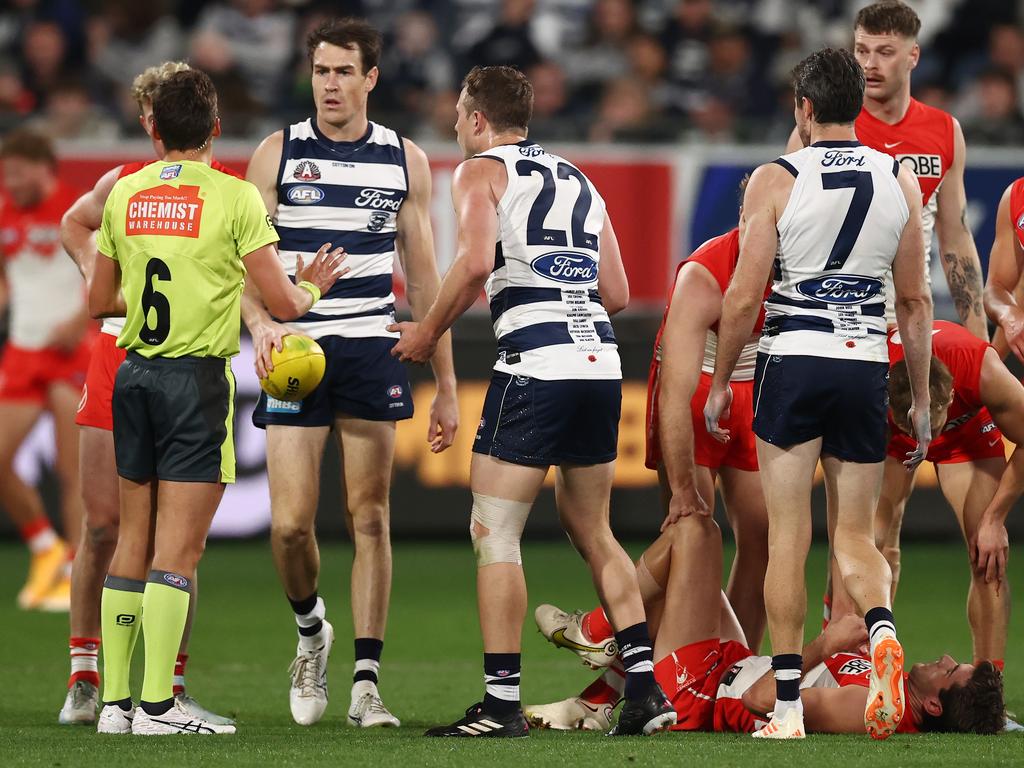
[295,243,349,295]
[662,485,711,532]
[703,384,733,443]
[388,320,437,364]
[904,402,932,470]
[971,517,1009,590]
[999,306,1024,365]
[823,613,869,656]
[428,386,459,453]
[250,319,289,380]
[45,314,89,353]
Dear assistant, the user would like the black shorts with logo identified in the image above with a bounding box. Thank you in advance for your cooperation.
[113,352,236,483]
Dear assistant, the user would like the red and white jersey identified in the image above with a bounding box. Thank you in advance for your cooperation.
[1010,176,1024,251]
[652,228,767,382]
[0,181,84,349]
[100,158,245,337]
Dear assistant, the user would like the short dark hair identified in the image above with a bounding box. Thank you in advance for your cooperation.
[0,128,56,167]
[888,354,954,436]
[920,661,1005,735]
[791,47,865,125]
[462,66,533,132]
[151,70,218,152]
[855,1,921,39]
[306,18,381,75]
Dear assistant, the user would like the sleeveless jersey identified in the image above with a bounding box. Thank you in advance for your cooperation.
[0,181,84,349]
[274,119,407,340]
[652,229,766,382]
[101,158,243,337]
[762,140,908,363]
[1010,177,1024,251]
[477,140,619,380]
[856,99,955,324]
[97,159,278,359]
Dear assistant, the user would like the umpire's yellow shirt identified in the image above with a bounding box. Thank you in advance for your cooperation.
[97,159,278,359]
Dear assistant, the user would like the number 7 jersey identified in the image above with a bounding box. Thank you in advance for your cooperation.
[475,140,620,380]
[763,140,909,363]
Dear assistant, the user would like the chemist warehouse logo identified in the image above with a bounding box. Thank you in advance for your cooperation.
[125,185,204,239]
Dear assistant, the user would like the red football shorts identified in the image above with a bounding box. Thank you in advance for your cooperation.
[887,409,1005,465]
[75,331,127,431]
[653,638,754,731]
[646,368,758,472]
[0,337,93,405]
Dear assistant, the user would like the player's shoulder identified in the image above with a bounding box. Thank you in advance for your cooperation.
[118,159,154,180]
[366,120,403,150]
[931,319,989,353]
[908,97,954,128]
[690,227,739,262]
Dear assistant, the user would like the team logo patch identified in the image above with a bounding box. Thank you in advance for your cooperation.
[266,396,301,414]
[293,160,321,181]
[162,573,189,589]
[796,275,882,305]
[368,212,390,232]
[287,185,324,205]
[159,164,182,180]
[388,385,403,399]
[530,252,598,284]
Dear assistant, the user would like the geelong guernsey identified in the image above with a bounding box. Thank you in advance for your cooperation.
[274,119,408,339]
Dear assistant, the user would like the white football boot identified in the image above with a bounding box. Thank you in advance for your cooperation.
[96,703,134,734]
[534,604,618,669]
[175,692,236,726]
[289,620,334,725]
[131,698,236,735]
[865,636,905,740]
[347,680,400,727]
[752,707,806,739]
[524,696,615,731]
[59,680,99,725]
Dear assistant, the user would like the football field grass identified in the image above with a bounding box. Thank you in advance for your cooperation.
[1,539,1021,766]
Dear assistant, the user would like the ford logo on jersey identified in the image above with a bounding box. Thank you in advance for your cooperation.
[287,185,325,205]
[531,252,598,284]
[796,275,883,304]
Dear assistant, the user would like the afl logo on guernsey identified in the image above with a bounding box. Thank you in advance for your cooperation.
[796,275,882,304]
[287,185,324,205]
[531,251,598,284]
[293,161,321,181]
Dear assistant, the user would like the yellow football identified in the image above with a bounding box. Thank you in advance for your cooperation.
[259,334,326,402]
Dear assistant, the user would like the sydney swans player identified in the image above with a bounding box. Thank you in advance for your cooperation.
[707,48,933,740]
[392,66,675,738]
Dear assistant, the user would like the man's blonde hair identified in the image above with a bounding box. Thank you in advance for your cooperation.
[130,61,192,110]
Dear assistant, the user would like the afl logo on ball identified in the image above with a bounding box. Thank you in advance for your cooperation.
[388,385,403,399]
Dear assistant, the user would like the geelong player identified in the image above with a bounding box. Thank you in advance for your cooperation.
[525,511,1005,736]
[392,65,675,737]
[241,18,458,728]
[59,62,238,726]
[706,48,933,739]
[0,130,88,612]
[89,69,344,735]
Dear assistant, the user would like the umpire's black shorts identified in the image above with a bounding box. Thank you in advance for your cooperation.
[113,352,236,483]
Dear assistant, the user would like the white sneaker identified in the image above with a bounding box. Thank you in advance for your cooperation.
[175,692,236,726]
[131,699,236,735]
[96,703,134,734]
[752,707,805,739]
[525,696,615,731]
[534,604,618,669]
[59,680,99,725]
[347,680,400,728]
[289,620,334,726]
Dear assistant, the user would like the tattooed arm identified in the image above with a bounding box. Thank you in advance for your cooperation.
[935,118,988,340]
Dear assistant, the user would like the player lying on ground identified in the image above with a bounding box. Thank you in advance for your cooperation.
[526,513,1005,736]
[58,60,239,728]
[644,187,768,652]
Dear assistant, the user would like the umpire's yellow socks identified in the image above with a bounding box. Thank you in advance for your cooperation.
[140,571,191,706]
[100,576,145,704]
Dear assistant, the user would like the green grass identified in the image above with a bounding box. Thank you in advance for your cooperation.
[1,540,1020,766]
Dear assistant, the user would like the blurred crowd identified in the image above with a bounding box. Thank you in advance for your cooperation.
[1,0,1023,145]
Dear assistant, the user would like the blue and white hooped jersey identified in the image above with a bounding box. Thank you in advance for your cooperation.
[761,140,909,363]
[477,141,620,381]
[275,119,408,339]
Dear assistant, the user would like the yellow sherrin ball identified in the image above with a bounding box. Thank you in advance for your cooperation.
[259,334,326,402]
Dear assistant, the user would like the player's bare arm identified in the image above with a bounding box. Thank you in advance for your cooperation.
[984,183,1024,362]
[395,138,458,453]
[389,156,502,364]
[892,163,934,466]
[243,242,348,322]
[658,264,721,528]
[597,213,629,314]
[61,166,122,286]
[935,119,987,340]
[971,347,1024,584]
[87,253,126,318]
[704,163,784,438]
